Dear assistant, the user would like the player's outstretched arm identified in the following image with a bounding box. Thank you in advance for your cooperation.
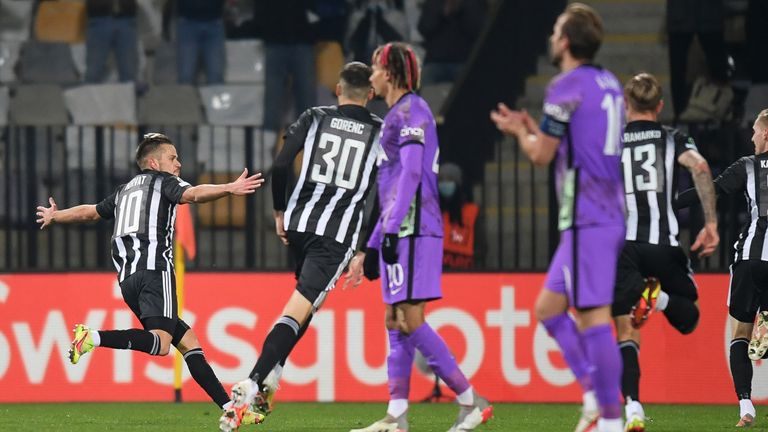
[35,197,100,229]
[180,168,264,204]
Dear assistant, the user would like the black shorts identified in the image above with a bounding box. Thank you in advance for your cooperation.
[287,231,353,311]
[728,260,768,323]
[120,269,179,334]
[612,242,698,316]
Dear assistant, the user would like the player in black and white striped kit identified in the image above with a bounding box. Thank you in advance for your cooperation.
[220,62,383,432]
[677,108,768,427]
[36,133,265,421]
[611,73,719,431]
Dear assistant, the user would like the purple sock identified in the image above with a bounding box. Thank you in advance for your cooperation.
[409,323,470,396]
[541,313,594,391]
[387,329,415,400]
[582,324,622,420]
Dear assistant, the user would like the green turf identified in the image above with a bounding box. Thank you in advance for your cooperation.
[0,402,761,431]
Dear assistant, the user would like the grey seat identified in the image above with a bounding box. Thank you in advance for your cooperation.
[0,40,22,83]
[420,83,454,116]
[138,85,202,125]
[225,39,265,84]
[64,83,137,125]
[199,84,264,126]
[0,0,34,42]
[9,84,69,125]
[0,86,8,125]
[18,41,79,84]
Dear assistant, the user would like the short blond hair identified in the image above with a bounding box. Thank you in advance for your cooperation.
[624,73,662,113]
[756,109,768,128]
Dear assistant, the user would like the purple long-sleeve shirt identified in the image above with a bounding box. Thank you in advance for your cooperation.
[367,93,442,249]
[541,65,626,229]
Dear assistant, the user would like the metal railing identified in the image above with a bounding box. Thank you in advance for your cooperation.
[0,122,751,273]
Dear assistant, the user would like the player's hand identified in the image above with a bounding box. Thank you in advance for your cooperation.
[490,103,527,136]
[274,210,288,245]
[691,222,719,258]
[363,248,380,280]
[229,168,265,195]
[381,233,399,264]
[36,197,57,229]
[343,251,366,290]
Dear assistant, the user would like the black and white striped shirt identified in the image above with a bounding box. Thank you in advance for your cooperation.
[622,121,698,246]
[272,105,383,248]
[711,153,768,262]
[96,170,191,281]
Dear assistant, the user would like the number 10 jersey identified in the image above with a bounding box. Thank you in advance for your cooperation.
[275,104,383,249]
[96,170,191,281]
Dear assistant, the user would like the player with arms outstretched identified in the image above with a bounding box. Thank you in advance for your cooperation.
[36,133,265,423]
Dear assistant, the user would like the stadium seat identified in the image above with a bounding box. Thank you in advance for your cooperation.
[0,0,34,42]
[9,84,69,125]
[199,84,264,126]
[225,39,265,84]
[138,85,202,125]
[420,82,453,116]
[64,83,137,125]
[0,86,8,125]
[743,84,768,126]
[0,40,21,83]
[18,41,80,85]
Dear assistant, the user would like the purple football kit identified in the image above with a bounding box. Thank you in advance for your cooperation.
[538,64,627,422]
[367,92,443,305]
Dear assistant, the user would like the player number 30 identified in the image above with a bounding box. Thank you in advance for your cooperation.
[310,132,366,189]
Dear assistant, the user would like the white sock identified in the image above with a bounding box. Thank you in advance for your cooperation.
[597,417,623,432]
[624,399,644,418]
[91,330,101,346]
[740,399,756,418]
[248,378,260,398]
[456,386,474,405]
[656,291,670,311]
[222,401,233,410]
[387,399,408,418]
[583,390,598,413]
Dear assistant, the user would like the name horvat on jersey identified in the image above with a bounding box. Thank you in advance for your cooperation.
[125,175,148,189]
[330,118,365,134]
[623,130,662,143]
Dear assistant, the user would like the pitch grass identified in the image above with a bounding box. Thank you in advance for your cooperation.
[0,402,759,431]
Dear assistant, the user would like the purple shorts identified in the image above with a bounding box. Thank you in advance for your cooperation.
[545,225,625,309]
[380,236,443,305]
